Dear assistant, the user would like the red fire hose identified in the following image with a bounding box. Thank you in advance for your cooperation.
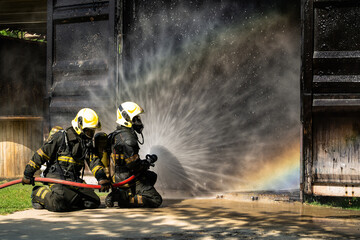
[0,175,136,189]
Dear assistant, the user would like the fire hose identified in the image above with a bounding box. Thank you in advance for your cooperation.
[0,175,135,189]
[0,154,157,190]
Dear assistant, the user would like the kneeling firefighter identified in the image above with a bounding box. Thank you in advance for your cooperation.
[104,101,162,208]
[22,108,111,212]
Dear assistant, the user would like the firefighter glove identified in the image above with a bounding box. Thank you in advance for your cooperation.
[22,176,35,186]
[140,160,151,171]
[99,179,111,192]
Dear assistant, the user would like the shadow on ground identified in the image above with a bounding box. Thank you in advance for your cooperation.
[1,199,360,239]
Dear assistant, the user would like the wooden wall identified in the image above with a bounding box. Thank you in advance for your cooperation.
[0,117,42,178]
[313,114,360,184]
[301,0,360,198]
[0,33,46,178]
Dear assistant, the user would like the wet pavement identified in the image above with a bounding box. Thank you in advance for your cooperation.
[0,198,360,239]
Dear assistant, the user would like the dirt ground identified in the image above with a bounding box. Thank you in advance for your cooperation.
[0,198,360,239]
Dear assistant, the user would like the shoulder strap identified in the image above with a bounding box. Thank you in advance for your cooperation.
[57,130,71,153]
[108,129,122,145]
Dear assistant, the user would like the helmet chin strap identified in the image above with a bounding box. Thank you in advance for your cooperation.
[137,132,144,145]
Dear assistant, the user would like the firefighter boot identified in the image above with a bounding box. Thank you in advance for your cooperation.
[105,192,115,207]
[116,189,131,207]
[105,189,130,207]
[31,186,50,209]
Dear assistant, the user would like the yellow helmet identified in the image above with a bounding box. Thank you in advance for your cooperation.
[72,108,101,137]
[116,102,144,128]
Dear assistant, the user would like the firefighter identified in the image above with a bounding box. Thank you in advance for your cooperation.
[22,108,111,212]
[105,101,162,208]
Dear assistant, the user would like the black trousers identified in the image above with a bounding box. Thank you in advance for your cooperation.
[32,184,100,212]
[110,171,162,208]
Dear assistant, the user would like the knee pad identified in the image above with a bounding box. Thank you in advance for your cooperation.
[31,186,50,205]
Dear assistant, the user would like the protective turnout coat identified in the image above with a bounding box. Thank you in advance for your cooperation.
[108,126,162,207]
[23,127,108,212]
[24,127,107,182]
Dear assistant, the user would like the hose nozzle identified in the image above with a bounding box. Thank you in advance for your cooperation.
[145,154,158,166]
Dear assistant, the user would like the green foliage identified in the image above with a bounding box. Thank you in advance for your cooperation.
[306,196,360,210]
[0,29,19,38]
[0,29,46,42]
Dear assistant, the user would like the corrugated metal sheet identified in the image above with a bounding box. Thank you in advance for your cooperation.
[301,0,360,199]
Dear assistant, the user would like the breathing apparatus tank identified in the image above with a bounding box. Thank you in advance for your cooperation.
[94,132,110,175]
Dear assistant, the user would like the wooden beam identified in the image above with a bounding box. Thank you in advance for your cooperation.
[313,184,360,197]
[0,116,42,121]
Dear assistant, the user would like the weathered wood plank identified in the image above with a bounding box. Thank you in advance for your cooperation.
[0,122,4,177]
[18,121,24,176]
[0,119,42,178]
[13,121,19,176]
[313,115,360,184]
[5,121,11,177]
[313,184,360,197]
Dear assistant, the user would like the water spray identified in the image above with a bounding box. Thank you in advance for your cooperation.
[114,3,301,195]
[78,2,301,196]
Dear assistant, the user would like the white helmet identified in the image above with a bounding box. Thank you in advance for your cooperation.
[72,108,101,138]
[116,102,144,128]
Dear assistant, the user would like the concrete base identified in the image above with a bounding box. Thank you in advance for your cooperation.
[1,198,359,239]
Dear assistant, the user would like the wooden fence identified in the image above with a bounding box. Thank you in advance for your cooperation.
[0,117,42,178]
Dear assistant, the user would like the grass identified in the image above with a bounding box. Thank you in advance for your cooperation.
[0,181,36,215]
[0,180,108,215]
[306,196,360,210]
